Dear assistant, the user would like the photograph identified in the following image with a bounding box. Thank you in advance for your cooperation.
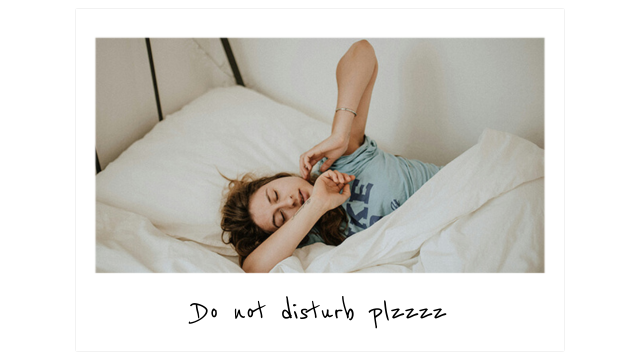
[95,37,544,273]
[78,6,569,354]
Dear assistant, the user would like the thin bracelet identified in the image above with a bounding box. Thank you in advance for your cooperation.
[335,107,357,117]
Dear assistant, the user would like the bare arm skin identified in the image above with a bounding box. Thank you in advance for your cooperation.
[243,171,354,273]
[300,40,378,180]
[244,41,377,273]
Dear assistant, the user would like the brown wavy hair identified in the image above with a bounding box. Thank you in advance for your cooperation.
[220,172,348,267]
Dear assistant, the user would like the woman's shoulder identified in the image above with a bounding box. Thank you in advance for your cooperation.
[326,135,380,174]
[339,134,379,162]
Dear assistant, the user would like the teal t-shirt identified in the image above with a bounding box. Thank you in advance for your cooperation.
[301,135,442,247]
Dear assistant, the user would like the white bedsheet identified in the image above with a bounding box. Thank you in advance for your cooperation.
[273,128,544,273]
[96,128,543,273]
[96,202,243,273]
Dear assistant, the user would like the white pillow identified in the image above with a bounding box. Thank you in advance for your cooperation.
[96,86,330,255]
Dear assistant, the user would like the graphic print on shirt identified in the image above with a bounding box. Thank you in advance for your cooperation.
[345,179,383,236]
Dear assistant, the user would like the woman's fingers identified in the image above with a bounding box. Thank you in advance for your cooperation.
[305,153,314,171]
[334,171,353,184]
[300,134,352,180]
[341,183,351,199]
[319,158,335,172]
[299,154,307,179]
[321,170,354,186]
[299,151,319,180]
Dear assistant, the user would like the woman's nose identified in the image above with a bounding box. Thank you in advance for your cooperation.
[286,194,295,207]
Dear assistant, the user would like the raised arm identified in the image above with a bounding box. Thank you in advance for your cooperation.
[334,39,379,154]
[300,40,378,180]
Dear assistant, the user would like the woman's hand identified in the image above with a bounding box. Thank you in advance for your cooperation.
[310,170,354,212]
[299,134,349,180]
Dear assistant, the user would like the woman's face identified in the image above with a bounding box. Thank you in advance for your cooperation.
[249,176,314,233]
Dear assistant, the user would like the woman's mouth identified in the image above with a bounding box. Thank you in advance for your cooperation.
[299,189,305,205]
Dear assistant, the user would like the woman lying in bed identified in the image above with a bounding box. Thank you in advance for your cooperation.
[221,40,441,272]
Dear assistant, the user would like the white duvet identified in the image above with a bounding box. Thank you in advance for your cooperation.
[97,128,543,273]
[274,129,544,273]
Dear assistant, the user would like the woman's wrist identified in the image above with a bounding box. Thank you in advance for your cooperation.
[305,195,331,214]
[330,111,353,146]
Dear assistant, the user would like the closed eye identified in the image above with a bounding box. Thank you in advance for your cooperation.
[273,192,283,228]
[274,210,286,230]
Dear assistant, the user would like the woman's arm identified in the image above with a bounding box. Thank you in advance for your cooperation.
[242,196,325,273]
[242,171,354,273]
[334,39,379,155]
[300,40,378,180]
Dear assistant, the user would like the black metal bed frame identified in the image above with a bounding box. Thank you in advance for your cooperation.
[96,38,244,174]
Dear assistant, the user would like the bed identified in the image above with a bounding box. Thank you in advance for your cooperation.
[95,39,544,273]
